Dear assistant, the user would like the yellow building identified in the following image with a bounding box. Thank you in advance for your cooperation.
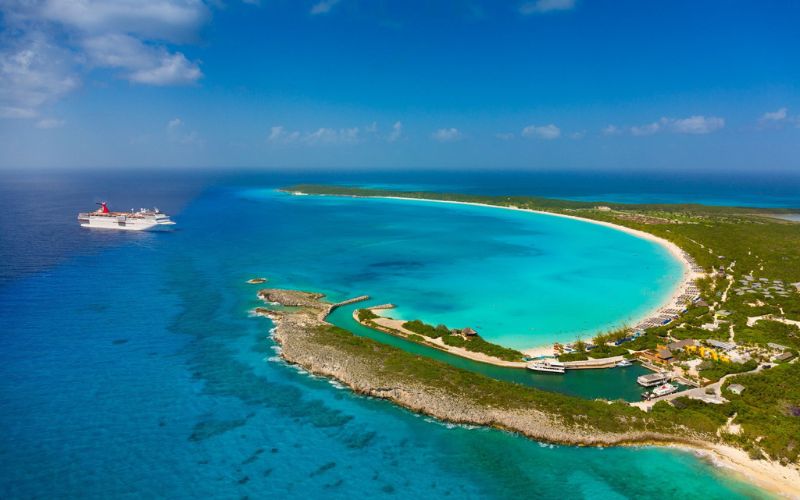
[685,345,731,363]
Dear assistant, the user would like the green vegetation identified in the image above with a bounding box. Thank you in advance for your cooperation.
[592,327,631,346]
[357,308,378,322]
[402,319,450,338]
[698,359,758,382]
[402,319,524,361]
[737,320,800,351]
[719,363,800,463]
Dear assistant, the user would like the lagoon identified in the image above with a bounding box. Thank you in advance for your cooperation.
[241,189,684,349]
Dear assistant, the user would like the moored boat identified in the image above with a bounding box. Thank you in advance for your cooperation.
[526,359,565,374]
[651,383,678,397]
[637,372,671,387]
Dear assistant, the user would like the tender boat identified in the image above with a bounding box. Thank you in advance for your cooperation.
[616,359,633,367]
[651,383,678,397]
[526,359,566,374]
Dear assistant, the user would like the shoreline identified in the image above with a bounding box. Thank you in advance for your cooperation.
[256,288,800,498]
[289,191,704,354]
[351,309,527,368]
[674,443,800,498]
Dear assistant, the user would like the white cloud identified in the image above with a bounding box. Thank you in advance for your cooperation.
[519,0,575,15]
[0,0,208,117]
[668,115,725,134]
[36,117,64,128]
[627,116,725,136]
[495,132,515,140]
[0,32,80,119]
[630,121,661,136]
[0,106,38,118]
[267,125,301,144]
[267,125,362,145]
[601,124,621,136]
[757,107,795,129]
[760,107,788,123]
[387,121,403,142]
[129,52,201,85]
[310,0,341,15]
[521,124,560,140]
[431,127,462,142]
[307,126,360,144]
[167,117,183,130]
[166,116,201,145]
[39,0,210,43]
[82,34,201,86]
[569,130,585,140]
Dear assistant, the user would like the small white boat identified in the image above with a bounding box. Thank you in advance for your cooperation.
[616,359,632,367]
[651,383,678,397]
[526,359,565,374]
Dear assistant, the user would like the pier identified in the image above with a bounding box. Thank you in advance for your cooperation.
[330,295,370,311]
[562,355,624,370]
[368,303,396,310]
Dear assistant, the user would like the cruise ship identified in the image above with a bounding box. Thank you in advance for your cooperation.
[78,202,176,231]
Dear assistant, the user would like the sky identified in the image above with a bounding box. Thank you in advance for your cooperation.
[0,0,799,171]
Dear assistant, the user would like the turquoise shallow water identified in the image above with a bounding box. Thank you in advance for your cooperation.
[241,190,683,349]
[0,176,769,498]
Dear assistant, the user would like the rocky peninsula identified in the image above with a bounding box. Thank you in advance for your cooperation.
[254,288,800,496]
[257,289,682,444]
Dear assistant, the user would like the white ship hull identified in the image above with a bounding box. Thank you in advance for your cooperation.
[526,360,566,374]
[78,212,175,231]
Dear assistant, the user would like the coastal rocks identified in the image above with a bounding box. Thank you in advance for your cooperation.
[258,289,325,309]
[255,288,692,448]
[247,277,268,284]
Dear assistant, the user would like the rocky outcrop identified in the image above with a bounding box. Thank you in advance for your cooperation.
[255,288,697,447]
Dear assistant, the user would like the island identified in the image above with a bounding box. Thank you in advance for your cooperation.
[252,185,800,496]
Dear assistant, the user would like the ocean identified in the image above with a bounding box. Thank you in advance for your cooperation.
[3,169,792,499]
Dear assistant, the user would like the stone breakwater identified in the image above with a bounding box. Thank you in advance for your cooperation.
[256,288,694,447]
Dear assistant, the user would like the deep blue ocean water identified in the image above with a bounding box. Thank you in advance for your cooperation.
[2,169,793,499]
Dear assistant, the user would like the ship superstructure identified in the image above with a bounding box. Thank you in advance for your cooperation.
[78,202,176,231]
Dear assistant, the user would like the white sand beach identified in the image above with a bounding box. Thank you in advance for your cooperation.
[353,195,705,354]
